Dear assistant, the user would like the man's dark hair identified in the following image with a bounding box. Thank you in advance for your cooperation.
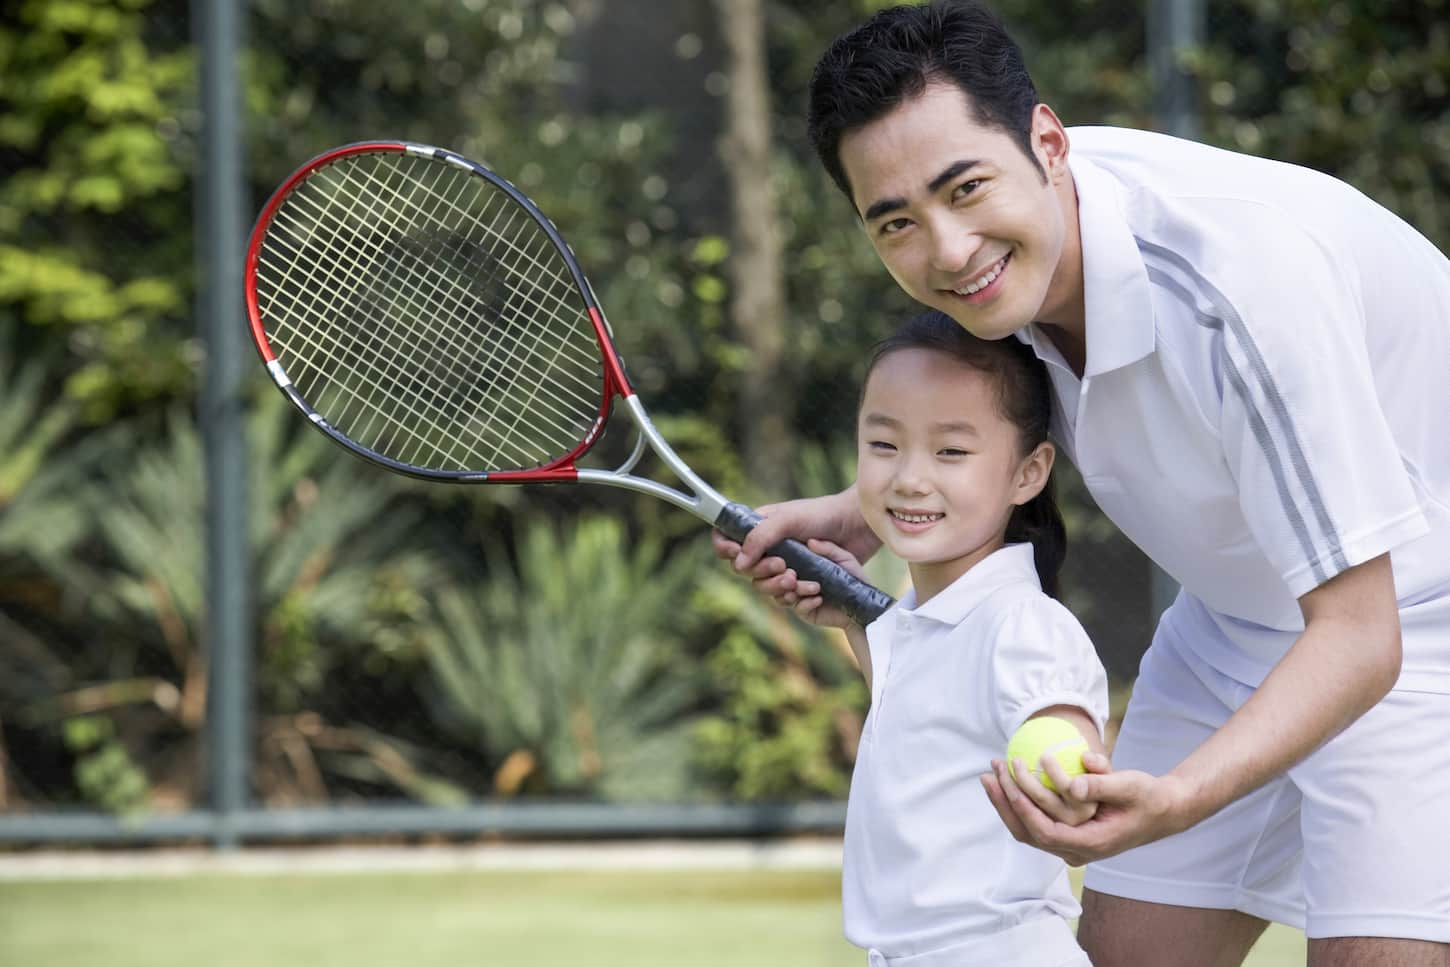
[807,1,1042,202]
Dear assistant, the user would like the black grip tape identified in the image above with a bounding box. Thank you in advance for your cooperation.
[715,502,894,627]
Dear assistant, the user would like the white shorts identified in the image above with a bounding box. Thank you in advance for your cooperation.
[1083,606,1450,942]
[863,916,1089,967]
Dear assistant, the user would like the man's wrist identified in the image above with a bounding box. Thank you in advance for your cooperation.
[1162,766,1220,835]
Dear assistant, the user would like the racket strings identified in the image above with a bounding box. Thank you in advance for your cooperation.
[254,150,608,472]
[267,160,596,469]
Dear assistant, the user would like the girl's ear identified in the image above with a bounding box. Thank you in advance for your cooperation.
[1011,441,1055,506]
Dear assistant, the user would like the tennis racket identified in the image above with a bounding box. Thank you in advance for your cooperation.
[244,141,893,626]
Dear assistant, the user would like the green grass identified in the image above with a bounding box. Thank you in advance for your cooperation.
[0,866,1307,966]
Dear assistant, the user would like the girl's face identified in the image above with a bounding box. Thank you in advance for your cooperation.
[856,347,1052,603]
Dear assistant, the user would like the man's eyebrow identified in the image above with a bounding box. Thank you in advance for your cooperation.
[859,159,983,223]
[927,159,982,195]
[861,196,907,223]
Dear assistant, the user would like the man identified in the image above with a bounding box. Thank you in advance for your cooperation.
[714,2,1450,964]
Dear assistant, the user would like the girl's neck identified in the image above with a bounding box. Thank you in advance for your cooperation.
[907,535,1007,606]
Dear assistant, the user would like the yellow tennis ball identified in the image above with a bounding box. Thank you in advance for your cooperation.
[1007,716,1089,793]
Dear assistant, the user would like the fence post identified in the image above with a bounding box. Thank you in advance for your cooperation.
[1149,0,1204,140]
[1145,0,1202,622]
[194,0,252,851]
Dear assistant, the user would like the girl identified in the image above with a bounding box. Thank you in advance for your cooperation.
[799,309,1109,967]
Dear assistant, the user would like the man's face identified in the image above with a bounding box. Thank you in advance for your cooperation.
[838,82,1075,339]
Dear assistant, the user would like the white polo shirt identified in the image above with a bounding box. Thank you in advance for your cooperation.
[841,543,1110,957]
[1029,127,1450,691]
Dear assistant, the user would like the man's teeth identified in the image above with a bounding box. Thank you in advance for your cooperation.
[954,255,1007,296]
[891,511,943,523]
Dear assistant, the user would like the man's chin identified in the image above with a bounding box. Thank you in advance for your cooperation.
[936,302,1027,342]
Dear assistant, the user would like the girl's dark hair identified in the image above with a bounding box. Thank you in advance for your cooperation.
[863,309,1066,597]
[807,0,1043,203]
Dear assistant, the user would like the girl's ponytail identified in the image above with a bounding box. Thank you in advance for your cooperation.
[1006,478,1066,599]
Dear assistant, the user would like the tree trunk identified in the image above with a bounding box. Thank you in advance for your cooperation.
[713,0,793,497]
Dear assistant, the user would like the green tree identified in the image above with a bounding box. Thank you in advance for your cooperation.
[0,0,195,417]
[1196,0,1450,250]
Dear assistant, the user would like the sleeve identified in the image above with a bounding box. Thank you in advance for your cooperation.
[1204,205,1429,598]
[988,597,1110,742]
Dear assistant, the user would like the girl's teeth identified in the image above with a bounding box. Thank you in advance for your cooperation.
[892,511,943,523]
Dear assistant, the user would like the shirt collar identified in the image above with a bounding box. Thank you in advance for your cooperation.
[1020,152,1156,378]
[895,543,1041,627]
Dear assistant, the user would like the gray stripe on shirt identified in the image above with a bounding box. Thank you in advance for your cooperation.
[1138,240,1348,581]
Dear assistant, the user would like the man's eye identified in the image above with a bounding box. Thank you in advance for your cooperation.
[952,179,981,200]
[880,217,912,235]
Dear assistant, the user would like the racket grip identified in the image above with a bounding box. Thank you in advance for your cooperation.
[715,502,894,627]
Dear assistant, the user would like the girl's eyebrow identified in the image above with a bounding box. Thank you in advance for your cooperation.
[862,412,980,435]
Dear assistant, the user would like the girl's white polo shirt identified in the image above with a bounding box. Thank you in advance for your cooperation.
[841,543,1110,958]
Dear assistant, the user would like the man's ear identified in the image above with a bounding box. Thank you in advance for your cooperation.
[1030,104,1071,184]
[1012,440,1056,506]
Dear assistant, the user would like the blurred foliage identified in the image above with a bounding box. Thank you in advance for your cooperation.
[424,516,709,801]
[3,394,448,810]
[693,576,868,799]
[1196,0,1450,251]
[0,0,196,419]
[3,0,1445,814]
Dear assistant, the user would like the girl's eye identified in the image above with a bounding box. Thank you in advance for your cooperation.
[868,440,897,452]
[939,447,968,457]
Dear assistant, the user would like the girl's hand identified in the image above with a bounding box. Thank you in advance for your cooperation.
[710,488,882,615]
[995,749,1103,827]
[790,538,869,629]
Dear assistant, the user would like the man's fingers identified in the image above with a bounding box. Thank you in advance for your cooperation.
[1065,770,1136,804]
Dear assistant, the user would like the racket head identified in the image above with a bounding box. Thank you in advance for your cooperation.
[245,141,631,482]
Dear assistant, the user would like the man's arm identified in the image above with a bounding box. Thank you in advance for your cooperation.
[982,553,1401,865]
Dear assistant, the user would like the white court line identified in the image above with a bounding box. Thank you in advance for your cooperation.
[0,837,844,882]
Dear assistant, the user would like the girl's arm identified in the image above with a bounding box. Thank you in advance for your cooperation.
[778,537,877,689]
[844,622,871,691]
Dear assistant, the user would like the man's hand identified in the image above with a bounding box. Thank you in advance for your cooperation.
[980,751,1195,866]
[710,487,881,612]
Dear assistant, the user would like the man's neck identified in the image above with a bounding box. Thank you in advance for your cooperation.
[1038,321,1087,378]
[1034,171,1089,378]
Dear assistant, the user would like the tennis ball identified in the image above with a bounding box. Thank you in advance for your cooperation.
[1006,716,1089,793]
